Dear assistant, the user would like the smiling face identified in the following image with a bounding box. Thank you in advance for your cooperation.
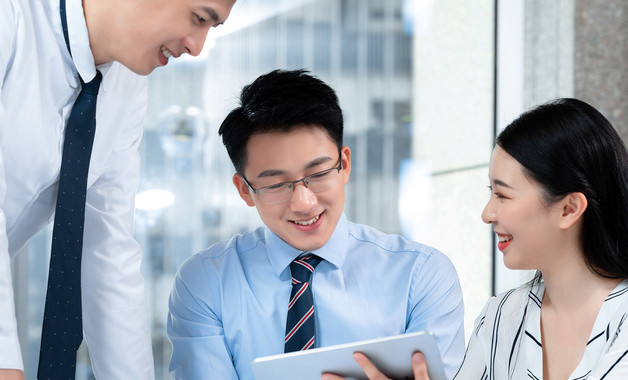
[233,125,351,252]
[102,0,236,75]
[481,146,568,271]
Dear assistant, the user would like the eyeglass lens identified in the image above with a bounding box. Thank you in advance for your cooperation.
[258,169,339,204]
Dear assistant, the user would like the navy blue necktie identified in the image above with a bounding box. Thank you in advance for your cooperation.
[38,1,101,378]
[285,254,322,352]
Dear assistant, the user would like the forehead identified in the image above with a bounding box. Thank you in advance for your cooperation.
[244,126,338,173]
[489,146,538,188]
[490,146,516,170]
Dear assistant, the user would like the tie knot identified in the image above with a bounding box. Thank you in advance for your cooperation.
[289,254,322,284]
[81,70,102,96]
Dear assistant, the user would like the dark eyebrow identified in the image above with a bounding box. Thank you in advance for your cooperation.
[305,156,333,170]
[256,156,334,179]
[257,169,286,178]
[492,179,515,190]
[202,7,220,23]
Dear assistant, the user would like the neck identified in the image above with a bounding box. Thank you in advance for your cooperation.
[541,251,621,312]
[82,0,116,65]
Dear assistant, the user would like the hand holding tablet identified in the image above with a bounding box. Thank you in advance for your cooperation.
[251,331,445,380]
[321,351,431,380]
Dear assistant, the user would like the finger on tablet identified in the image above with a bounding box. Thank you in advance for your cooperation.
[320,373,346,380]
[353,352,391,380]
[412,352,430,380]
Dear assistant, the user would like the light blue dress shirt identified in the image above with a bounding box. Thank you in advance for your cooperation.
[168,214,465,379]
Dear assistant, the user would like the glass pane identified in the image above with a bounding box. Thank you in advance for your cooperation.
[14,1,628,376]
[140,0,495,376]
[494,0,628,292]
[12,0,497,378]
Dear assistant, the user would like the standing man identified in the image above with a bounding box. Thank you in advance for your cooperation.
[167,70,465,379]
[0,0,236,378]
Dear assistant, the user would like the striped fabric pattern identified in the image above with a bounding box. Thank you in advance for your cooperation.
[454,279,628,379]
[285,254,322,352]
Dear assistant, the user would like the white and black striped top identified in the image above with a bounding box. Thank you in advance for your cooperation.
[455,279,628,379]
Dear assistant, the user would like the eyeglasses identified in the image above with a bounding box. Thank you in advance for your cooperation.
[241,157,343,205]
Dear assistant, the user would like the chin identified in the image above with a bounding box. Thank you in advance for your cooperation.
[120,60,155,76]
[131,66,155,76]
[503,261,528,271]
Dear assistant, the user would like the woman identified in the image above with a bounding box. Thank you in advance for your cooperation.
[324,98,628,380]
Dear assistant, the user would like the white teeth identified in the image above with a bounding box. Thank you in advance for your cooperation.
[499,235,513,243]
[161,46,172,59]
[293,215,320,226]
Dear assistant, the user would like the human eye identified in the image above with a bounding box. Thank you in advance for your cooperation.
[193,13,206,25]
[263,182,289,193]
[487,185,506,199]
[309,170,332,181]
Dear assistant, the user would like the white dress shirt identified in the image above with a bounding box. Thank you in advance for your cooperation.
[0,0,154,378]
[456,279,628,379]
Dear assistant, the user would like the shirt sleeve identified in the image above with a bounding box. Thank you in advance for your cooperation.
[167,255,240,380]
[80,75,154,379]
[0,0,24,370]
[406,250,465,379]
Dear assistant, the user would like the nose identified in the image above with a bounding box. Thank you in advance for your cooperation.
[289,182,317,213]
[183,27,210,57]
[481,196,496,224]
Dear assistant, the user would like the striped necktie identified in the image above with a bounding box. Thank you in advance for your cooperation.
[285,254,322,352]
[38,1,101,378]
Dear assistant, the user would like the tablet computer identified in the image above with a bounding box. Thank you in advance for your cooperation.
[250,331,446,380]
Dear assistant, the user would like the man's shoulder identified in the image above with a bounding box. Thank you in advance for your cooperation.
[346,220,439,257]
[175,227,266,284]
[190,226,266,262]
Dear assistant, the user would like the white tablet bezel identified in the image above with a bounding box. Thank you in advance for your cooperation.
[251,331,447,380]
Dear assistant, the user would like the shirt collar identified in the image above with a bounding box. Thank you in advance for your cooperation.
[265,213,349,278]
[54,0,99,86]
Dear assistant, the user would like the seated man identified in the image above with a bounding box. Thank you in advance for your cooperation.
[167,69,465,379]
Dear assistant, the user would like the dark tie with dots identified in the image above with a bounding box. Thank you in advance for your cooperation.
[285,254,322,352]
[36,21,102,379]
[38,2,101,378]
[37,70,102,380]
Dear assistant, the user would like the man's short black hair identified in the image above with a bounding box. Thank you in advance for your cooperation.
[218,69,343,174]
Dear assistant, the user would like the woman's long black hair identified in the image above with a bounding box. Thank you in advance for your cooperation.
[498,98,628,278]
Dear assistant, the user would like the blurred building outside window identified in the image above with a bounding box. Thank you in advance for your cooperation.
[15,0,628,378]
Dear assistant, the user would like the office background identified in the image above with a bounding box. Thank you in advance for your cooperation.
[11,0,628,378]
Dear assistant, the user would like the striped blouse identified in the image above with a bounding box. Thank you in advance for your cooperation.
[455,279,628,379]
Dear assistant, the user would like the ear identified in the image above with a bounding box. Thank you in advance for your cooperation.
[340,145,351,184]
[558,192,587,230]
[233,173,256,207]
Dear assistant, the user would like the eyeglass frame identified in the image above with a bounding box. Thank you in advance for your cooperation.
[239,153,344,204]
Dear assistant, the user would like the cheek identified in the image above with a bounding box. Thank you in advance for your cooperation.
[319,188,343,209]
[508,207,552,244]
[256,204,285,224]
[499,204,535,229]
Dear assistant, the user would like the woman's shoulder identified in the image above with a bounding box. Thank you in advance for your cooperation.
[473,282,542,334]
[484,282,540,313]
